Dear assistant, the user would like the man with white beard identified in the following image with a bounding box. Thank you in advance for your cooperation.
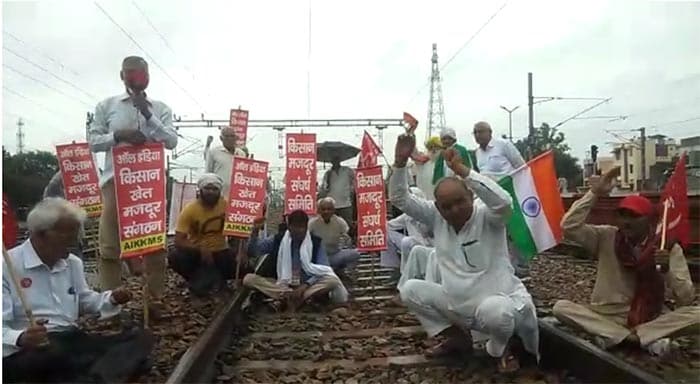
[389,134,539,373]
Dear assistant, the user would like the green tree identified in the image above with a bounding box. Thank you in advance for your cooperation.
[514,123,583,188]
[3,147,59,210]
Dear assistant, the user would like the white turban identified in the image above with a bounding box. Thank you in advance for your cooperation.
[197,173,223,190]
[440,127,457,140]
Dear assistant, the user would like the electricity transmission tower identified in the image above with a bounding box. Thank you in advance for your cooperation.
[16,118,25,154]
[427,43,447,141]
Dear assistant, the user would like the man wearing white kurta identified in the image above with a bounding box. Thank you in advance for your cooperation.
[390,134,539,373]
[381,187,434,271]
[473,121,528,277]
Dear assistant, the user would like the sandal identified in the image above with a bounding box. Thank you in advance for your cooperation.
[497,352,520,374]
[269,300,284,312]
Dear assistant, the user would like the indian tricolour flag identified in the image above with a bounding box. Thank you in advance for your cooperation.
[498,151,565,260]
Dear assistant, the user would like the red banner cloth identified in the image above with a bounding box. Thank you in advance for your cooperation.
[355,166,388,252]
[225,157,269,238]
[3,194,18,249]
[112,143,167,258]
[56,142,102,217]
[357,131,382,169]
[657,152,690,248]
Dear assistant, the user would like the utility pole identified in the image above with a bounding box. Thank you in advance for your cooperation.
[16,118,25,154]
[499,105,519,142]
[636,127,646,191]
[527,73,534,138]
[427,43,447,141]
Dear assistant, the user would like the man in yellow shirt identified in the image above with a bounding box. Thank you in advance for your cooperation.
[169,173,238,296]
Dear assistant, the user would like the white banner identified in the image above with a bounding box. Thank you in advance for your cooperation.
[168,181,198,235]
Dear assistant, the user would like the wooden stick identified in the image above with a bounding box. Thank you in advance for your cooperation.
[370,252,376,301]
[2,246,35,325]
[142,266,149,329]
[235,240,243,288]
[660,199,670,250]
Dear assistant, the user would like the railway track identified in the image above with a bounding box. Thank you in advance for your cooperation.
[165,252,677,384]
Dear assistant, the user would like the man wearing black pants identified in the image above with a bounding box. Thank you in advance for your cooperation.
[168,173,248,296]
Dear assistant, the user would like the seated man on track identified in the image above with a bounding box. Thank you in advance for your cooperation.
[381,187,434,285]
[390,133,539,374]
[309,197,360,276]
[169,174,244,297]
[553,166,699,358]
[245,209,349,311]
[3,198,153,383]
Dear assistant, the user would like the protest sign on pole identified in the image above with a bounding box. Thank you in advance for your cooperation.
[113,143,167,258]
[56,142,102,217]
[167,180,198,235]
[284,133,317,215]
[229,108,249,148]
[355,166,388,252]
[224,157,269,238]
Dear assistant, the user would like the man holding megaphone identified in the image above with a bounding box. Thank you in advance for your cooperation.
[88,56,178,320]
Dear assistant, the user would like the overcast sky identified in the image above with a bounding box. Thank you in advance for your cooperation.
[2,0,699,181]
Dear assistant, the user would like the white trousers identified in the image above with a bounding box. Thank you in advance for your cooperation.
[400,279,540,359]
[397,245,441,290]
[380,231,406,268]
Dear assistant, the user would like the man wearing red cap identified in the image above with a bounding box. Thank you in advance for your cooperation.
[553,166,699,357]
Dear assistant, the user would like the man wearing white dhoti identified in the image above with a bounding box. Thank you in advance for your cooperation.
[389,134,539,373]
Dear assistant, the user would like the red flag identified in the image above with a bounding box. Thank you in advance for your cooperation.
[3,194,18,249]
[357,131,382,168]
[657,152,690,248]
[403,112,418,135]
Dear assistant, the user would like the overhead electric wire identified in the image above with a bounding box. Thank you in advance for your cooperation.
[94,1,205,110]
[3,46,99,102]
[3,65,93,108]
[3,30,82,77]
[647,116,700,130]
[552,98,612,129]
[3,110,75,138]
[3,86,76,119]
[405,1,509,106]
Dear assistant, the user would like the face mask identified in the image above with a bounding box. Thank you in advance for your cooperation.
[125,70,148,89]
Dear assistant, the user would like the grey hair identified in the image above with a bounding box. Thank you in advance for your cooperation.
[474,121,492,132]
[27,197,87,233]
[317,197,336,208]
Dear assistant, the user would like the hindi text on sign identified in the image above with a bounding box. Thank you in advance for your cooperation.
[56,142,102,218]
[112,143,167,258]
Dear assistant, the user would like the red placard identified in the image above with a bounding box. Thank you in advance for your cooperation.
[224,157,269,237]
[355,166,388,252]
[55,142,102,217]
[112,143,167,258]
[284,133,317,215]
[229,108,249,148]
[3,194,18,249]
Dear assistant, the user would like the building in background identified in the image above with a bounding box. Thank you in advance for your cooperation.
[679,135,700,193]
[596,156,616,175]
[611,134,679,191]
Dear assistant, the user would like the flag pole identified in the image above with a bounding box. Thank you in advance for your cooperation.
[142,268,149,329]
[234,240,244,289]
[2,246,36,325]
[660,199,669,250]
[371,251,376,301]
